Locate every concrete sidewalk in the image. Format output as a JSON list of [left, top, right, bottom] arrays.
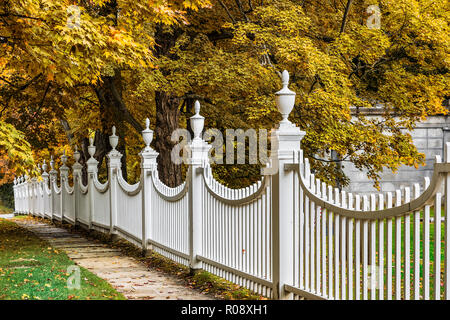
[[14, 219, 213, 300]]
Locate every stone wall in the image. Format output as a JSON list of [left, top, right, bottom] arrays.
[[343, 112, 450, 194]]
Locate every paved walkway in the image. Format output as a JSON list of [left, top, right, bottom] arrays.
[[14, 219, 213, 300]]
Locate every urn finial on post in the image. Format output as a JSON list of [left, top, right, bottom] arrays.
[[190, 100, 204, 140], [50, 155, 55, 171], [141, 118, 154, 151], [275, 70, 296, 126], [73, 145, 80, 163], [61, 149, 68, 166], [109, 126, 118, 150], [88, 137, 96, 159]]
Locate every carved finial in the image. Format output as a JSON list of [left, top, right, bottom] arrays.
[[109, 126, 118, 150], [50, 155, 55, 170], [88, 137, 96, 158], [141, 118, 153, 150], [73, 145, 80, 163], [42, 160, 47, 172], [61, 149, 68, 165], [194, 100, 200, 115], [275, 70, 296, 125], [281, 70, 289, 87], [190, 100, 205, 140]]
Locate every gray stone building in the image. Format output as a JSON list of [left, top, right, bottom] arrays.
[[343, 108, 450, 195]]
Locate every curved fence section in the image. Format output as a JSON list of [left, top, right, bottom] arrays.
[[285, 150, 450, 300], [199, 163, 273, 297], [91, 176, 110, 230], [149, 168, 190, 266]]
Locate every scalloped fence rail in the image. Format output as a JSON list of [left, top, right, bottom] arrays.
[[13, 71, 450, 300]]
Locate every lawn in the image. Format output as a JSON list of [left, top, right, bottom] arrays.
[[0, 202, 12, 214], [0, 218, 125, 300]]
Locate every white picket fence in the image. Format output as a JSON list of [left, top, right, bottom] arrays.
[[13, 71, 450, 300]]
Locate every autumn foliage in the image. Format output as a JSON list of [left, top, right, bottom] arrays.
[[0, 0, 449, 190]]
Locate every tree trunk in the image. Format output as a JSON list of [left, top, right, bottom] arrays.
[[154, 91, 182, 187], [93, 73, 131, 181], [153, 25, 185, 187]]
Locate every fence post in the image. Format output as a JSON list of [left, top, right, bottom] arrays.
[[59, 151, 69, 223], [13, 178, 17, 214], [42, 161, 49, 218], [49, 156, 58, 220], [271, 71, 305, 299], [30, 175, 37, 216], [27, 174, 32, 215], [19, 175, 26, 214], [72, 147, 82, 226], [186, 101, 211, 272], [37, 164, 43, 217], [86, 137, 98, 229], [107, 127, 122, 236], [139, 119, 158, 253]]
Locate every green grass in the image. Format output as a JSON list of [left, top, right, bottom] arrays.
[[328, 206, 446, 300], [0, 219, 126, 300], [0, 202, 12, 214]]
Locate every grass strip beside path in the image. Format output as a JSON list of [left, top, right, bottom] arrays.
[[0, 218, 125, 300]]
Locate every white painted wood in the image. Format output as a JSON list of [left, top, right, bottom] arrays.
[[404, 187, 411, 300], [328, 186, 334, 299], [321, 182, 327, 297], [386, 192, 393, 300], [445, 142, 450, 300], [413, 183, 421, 300], [310, 174, 316, 293], [334, 188, 340, 300], [435, 191, 442, 300], [348, 193, 354, 300], [341, 191, 347, 300], [423, 177, 431, 300], [363, 195, 369, 300], [370, 194, 376, 300], [395, 189, 402, 300], [316, 178, 321, 295], [355, 195, 361, 300], [378, 194, 384, 300]]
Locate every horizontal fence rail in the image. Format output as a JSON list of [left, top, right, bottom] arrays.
[[13, 72, 450, 300]]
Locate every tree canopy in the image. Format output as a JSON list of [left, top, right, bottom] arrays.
[[1, 0, 449, 189]]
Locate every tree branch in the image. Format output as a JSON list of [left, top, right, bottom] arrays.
[[217, 0, 236, 24], [339, 0, 353, 33]]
